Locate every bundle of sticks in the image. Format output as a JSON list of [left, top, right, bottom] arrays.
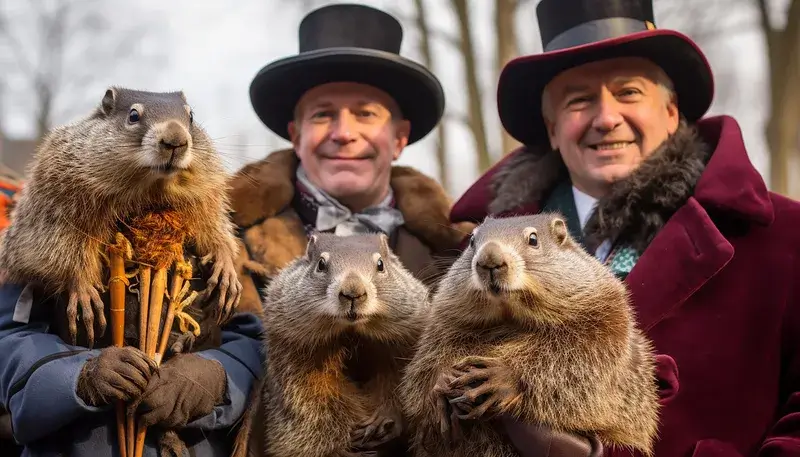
[[106, 211, 199, 457]]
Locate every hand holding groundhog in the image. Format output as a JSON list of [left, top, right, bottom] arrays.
[[76, 346, 158, 407]]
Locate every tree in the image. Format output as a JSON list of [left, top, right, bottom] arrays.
[[495, 0, 521, 155], [0, 0, 164, 140], [756, 0, 800, 197], [411, 0, 450, 191], [450, 0, 492, 175]]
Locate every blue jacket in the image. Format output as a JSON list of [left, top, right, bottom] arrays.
[[0, 282, 264, 457]]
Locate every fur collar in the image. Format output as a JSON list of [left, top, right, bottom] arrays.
[[490, 123, 711, 252], [228, 148, 465, 251]]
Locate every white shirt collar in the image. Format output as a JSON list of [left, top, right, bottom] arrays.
[[572, 186, 597, 229]]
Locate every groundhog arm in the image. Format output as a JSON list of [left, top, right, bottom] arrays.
[[190, 207, 242, 323], [0, 283, 107, 444], [172, 311, 264, 430]]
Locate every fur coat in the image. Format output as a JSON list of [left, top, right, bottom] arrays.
[[228, 148, 472, 316], [450, 115, 800, 457]]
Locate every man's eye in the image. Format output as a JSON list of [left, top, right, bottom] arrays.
[[618, 88, 641, 97]]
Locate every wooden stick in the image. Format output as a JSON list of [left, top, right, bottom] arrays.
[[108, 239, 127, 457], [128, 266, 151, 457], [134, 267, 168, 457], [156, 274, 184, 365]]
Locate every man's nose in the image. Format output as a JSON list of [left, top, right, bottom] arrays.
[[590, 91, 624, 132], [330, 112, 357, 144]]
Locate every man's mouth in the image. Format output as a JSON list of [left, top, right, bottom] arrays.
[[588, 141, 633, 151]]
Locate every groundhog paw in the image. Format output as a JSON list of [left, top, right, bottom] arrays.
[[158, 429, 189, 457], [67, 282, 106, 348], [448, 356, 523, 421], [430, 368, 468, 448], [201, 254, 241, 325], [351, 409, 401, 450]]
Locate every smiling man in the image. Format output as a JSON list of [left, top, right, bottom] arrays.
[[228, 3, 469, 318], [450, 1, 800, 457]]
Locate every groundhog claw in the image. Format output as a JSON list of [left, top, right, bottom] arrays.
[[351, 410, 400, 450], [202, 256, 241, 325], [158, 429, 189, 457], [447, 356, 522, 421], [67, 283, 106, 348], [430, 368, 467, 448]]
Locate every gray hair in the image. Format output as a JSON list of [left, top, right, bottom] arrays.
[[541, 65, 677, 123]]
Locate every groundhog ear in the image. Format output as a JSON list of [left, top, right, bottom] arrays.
[[550, 218, 569, 246], [305, 234, 318, 258], [377, 233, 390, 254], [101, 88, 116, 115]]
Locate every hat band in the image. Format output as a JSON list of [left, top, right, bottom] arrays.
[[544, 17, 654, 52]]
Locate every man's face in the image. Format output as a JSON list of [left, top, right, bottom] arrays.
[[543, 57, 680, 198], [288, 82, 410, 211]]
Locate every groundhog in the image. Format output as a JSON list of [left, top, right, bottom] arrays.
[[0, 87, 241, 348], [399, 213, 660, 457], [252, 232, 430, 457]]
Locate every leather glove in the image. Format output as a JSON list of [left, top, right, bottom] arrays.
[[502, 417, 603, 457], [133, 353, 227, 428], [76, 346, 158, 407]]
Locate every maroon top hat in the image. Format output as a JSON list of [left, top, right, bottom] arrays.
[[249, 3, 445, 145], [497, 0, 715, 146]]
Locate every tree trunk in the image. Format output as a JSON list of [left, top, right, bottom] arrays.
[[495, 0, 521, 155], [757, 0, 800, 197], [451, 0, 491, 175], [413, 0, 450, 193]]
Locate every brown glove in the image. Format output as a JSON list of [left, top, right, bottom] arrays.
[[502, 417, 603, 457], [133, 353, 227, 429], [76, 346, 158, 407]]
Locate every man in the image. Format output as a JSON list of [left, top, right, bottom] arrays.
[[450, 1, 800, 456], [229, 3, 469, 318]]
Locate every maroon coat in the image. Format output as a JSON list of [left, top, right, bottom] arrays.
[[449, 116, 800, 457]]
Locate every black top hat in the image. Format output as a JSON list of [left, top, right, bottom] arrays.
[[497, 0, 715, 146], [249, 3, 445, 145]]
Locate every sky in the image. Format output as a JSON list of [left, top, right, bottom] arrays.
[[0, 0, 790, 199]]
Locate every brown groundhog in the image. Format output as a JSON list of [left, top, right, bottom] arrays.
[[398, 213, 660, 457], [250, 232, 430, 457], [0, 87, 241, 348]]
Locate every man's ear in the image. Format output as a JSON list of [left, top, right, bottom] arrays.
[[393, 119, 411, 160], [288, 121, 301, 149], [545, 118, 558, 150], [666, 99, 680, 135]]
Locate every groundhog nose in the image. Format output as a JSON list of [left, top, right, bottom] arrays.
[[476, 247, 508, 274], [339, 288, 367, 306], [159, 138, 188, 157]]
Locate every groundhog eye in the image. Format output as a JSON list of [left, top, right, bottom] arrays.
[[528, 232, 539, 247], [189, 110, 194, 124], [376, 258, 384, 272], [469, 234, 475, 248], [128, 109, 140, 123], [317, 258, 327, 272]]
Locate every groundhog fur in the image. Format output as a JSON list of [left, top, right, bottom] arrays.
[[398, 213, 660, 457], [250, 233, 430, 457], [0, 87, 241, 347]]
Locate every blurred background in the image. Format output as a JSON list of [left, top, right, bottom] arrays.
[[0, 0, 798, 201]]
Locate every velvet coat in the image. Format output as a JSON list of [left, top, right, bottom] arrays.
[[449, 116, 800, 457]]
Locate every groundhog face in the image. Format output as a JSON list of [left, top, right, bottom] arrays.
[[444, 213, 611, 325], [299, 233, 399, 326], [90, 87, 218, 197]]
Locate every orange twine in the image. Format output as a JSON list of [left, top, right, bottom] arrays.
[[123, 211, 188, 270]]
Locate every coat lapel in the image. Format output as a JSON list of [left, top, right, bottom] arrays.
[[625, 197, 734, 331]]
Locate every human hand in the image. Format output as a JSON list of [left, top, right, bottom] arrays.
[[76, 346, 157, 407], [133, 353, 226, 428]]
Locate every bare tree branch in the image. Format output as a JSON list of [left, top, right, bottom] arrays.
[[412, 0, 450, 193], [450, 0, 491, 175]]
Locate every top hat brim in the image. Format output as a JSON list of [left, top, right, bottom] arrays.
[[250, 47, 445, 145], [498, 29, 715, 146]]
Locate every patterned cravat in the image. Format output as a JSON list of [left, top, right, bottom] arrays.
[[295, 166, 405, 236]]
